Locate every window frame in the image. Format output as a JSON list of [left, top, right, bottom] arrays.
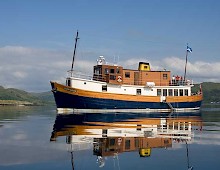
[[163, 73, 168, 80], [125, 72, 130, 78], [184, 89, 188, 96], [163, 89, 167, 96], [110, 75, 116, 80], [110, 68, 115, 74], [136, 89, 141, 95], [157, 89, 162, 96], [179, 89, 183, 96], [168, 89, 173, 96], [102, 85, 107, 92], [174, 89, 178, 96]]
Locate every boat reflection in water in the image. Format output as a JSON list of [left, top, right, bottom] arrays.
[[50, 111, 202, 169]]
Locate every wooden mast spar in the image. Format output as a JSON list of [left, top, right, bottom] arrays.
[[70, 31, 79, 76]]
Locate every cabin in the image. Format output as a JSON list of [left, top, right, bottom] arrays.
[[93, 56, 171, 86], [93, 137, 172, 157]]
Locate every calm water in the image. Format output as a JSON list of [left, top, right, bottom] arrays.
[[0, 106, 220, 170]]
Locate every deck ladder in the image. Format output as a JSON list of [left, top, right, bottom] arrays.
[[166, 102, 174, 112]]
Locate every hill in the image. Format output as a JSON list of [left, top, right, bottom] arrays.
[[192, 82, 220, 104], [31, 91, 55, 105], [0, 86, 54, 106]]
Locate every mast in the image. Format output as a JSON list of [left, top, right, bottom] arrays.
[[70, 151, 75, 170], [70, 30, 79, 75], [186, 140, 193, 170], [183, 44, 192, 82], [183, 49, 188, 82]]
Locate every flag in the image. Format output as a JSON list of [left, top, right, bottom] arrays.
[[187, 46, 192, 53]]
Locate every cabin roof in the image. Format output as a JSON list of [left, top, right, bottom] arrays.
[[122, 68, 171, 72]]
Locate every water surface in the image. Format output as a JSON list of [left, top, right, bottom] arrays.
[[0, 106, 220, 170]]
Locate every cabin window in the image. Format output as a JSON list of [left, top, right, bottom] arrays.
[[137, 124, 141, 131], [174, 89, 178, 96], [102, 129, 107, 135], [110, 68, 115, 74], [137, 89, 141, 95], [102, 85, 107, 91], [169, 124, 173, 129], [179, 89, 183, 96], [180, 123, 184, 130], [185, 124, 189, 130], [110, 75, 116, 80], [125, 140, 131, 150], [135, 138, 139, 147], [184, 89, 188, 96], [168, 89, 173, 96], [163, 89, 167, 96], [94, 67, 101, 75], [109, 138, 116, 146], [157, 89, 161, 96], [104, 68, 109, 74], [163, 73, 168, 79], [164, 139, 169, 144], [116, 68, 120, 74], [174, 122, 179, 130], [125, 72, 130, 78], [144, 66, 148, 69], [66, 79, 71, 86]]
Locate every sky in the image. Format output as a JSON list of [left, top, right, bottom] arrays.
[[0, 0, 220, 92]]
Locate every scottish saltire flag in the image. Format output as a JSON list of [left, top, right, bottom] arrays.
[[187, 46, 192, 53]]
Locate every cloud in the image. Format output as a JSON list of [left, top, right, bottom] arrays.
[[0, 46, 69, 91], [121, 56, 220, 83], [161, 57, 220, 83], [0, 46, 219, 92], [12, 133, 27, 140], [13, 71, 28, 79]]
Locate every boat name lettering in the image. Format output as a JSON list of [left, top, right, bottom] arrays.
[[64, 87, 76, 92]]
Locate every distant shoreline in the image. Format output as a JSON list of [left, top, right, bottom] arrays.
[[0, 100, 34, 106]]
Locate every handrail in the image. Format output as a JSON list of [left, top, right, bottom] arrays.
[[67, 70, 93, 80], [67, 70, 194, 86]]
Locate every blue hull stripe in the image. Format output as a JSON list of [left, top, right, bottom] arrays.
[[52, 91, 202, 110]]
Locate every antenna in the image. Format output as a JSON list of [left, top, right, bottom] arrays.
[[113, 54, 120, 65], [70, 30, 79, 74]]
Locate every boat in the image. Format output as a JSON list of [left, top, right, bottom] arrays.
[[50, 31, 203, 113], [50, 111, 202, 169]]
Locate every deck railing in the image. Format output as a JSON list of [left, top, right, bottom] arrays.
[[67, 70, 93, 80], [67, 70, 193, 86]]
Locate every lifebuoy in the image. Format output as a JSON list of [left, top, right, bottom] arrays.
[[118, 137, 122, 145], [117, 76, 122, 82], [187, 80, 190, 86]]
